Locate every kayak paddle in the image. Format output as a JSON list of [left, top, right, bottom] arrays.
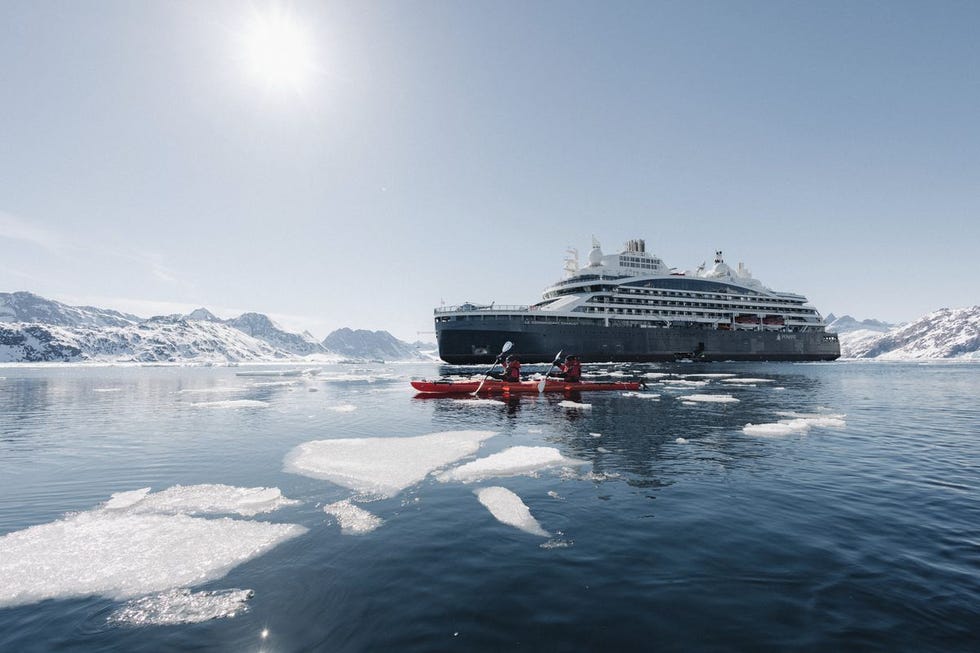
[[538, 350, 563, 393], [473, 341, 513, 395]]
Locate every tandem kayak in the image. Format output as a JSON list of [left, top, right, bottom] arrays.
[[411, 379, 643, 395]]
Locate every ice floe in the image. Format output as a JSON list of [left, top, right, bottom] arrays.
[[722, 378, 776, 384], [327, 403, 358, 412], [102, 484, 300, 517], [680, 394, 740, 403], [284, 430, 498, 498], [675, 437, 689, 444], [189, 399, 269, 409], [475, 487, 549, 537], [643, 372, 670, 379], [660, 379, 709, 387], [92, 387, 123, 393], [558, 400, 592, 409], [107, 588, 255, 626], [323, 500, 383, 535], [743, 413, 847, 436], [0, 485, 306, 608], [621, 391, 660, 399], [438, 446, 588, 483]]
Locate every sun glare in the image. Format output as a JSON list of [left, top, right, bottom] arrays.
[[238, 7, 316, 92]]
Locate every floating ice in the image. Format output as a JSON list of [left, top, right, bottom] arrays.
[[743, 413, 847, 436], [189, 400, 269, 408], [643, 372, 670, 379], [475, 487, 549, 537], [677, 373, 737, 379], [675, 437, 688, 444], [0, 486, 306, 608], [102, 484, 300, 517], [327, 403, 358, 412], [528, 428, 543, 434], [323, 500, 383, 535], [547, 490, 563, 500], [589, 432, 602, 438], [660, 379, 708, 387], [723, 378, 776, 384], [107, 588, 254, 626], [247, 381, 299, 388], [93, 388, 123, 393], [680, 394, 740, 403], [621, 391, 660, 399], [558, 400, 591, 409], [596, 446, 610, 453], [283, 430, 498, 498], [235, 370, 304, 377], [438, 446, 588, 483]]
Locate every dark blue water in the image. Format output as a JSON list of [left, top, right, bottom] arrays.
[[1, 361, 979, 652]]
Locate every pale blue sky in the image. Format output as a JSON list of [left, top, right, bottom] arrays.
[[2, 1, 977, 341]]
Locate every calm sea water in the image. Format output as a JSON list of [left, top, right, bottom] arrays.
[[1, 361, 979, 652]]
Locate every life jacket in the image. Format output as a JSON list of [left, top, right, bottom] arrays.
[[503, 360, 521, 382], [565, 359, 582, 381]]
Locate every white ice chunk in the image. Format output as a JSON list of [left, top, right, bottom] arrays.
[[92, 388, 123, 393], [621, 392, 660, 399], [283, 430, 498, 498], [675, 437, 688, 444], [102, 484, 300, 517], [189, 400, 269, 408], [475, 487, 549, 537], [722, 378, 776, 384], [438, 446, 588, 483], [107, 588, 254, 626], [327, 404, 358, 412], [743, 413, 847, 436], [680, 394, 740, 403], [677, 373, 737, 378], [660, 379, 708, 387], [323, 500, 383, 535], [643, 372, 670, 379], [558, 400, 592, 409], [0, 509, 306, 608]]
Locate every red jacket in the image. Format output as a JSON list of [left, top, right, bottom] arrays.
[[502, 360, 521, 382]]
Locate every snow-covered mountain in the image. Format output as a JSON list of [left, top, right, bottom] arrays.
[[825, 313, 895, 334], [0, 292, 142, 328], [321, 328, 430, 361], [0, 292, 424, 363], [836, 306, 979, 359]]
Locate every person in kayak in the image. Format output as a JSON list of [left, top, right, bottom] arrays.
[[490, 354, 522, 382], [550, 355, 582, 382]]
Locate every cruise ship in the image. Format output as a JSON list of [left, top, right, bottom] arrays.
[[434, 238, 840, 364]]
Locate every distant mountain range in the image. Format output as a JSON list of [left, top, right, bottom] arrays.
[[0, 292, 434, 363], [826, 307, 980, 359]]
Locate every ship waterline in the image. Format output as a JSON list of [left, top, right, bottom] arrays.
[[435, 238, 840, 364]]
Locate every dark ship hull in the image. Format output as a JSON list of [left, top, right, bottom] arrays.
[[436, 315, 840, 364]]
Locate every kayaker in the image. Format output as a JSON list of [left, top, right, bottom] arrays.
[[491, 354, 522, 382], [550, 355, 582, 382]]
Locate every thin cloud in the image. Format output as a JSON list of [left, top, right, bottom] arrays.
[[0, 211, 68, 252]]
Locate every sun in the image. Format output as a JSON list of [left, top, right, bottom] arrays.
[[238, 7, 316, 91]]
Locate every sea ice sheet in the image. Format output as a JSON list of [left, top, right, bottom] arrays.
[[102, 484, 300, 517], [439, 446, 588, 483], [558, 400, 592, 409], [0, 485, 306, 609], [475, 487, 549, 537], [283, 430, 498, 498]]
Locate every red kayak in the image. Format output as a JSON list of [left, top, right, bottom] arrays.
[[411, 379, 643, 395]]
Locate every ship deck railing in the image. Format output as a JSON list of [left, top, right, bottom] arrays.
[[435, 304, 531, 314]]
